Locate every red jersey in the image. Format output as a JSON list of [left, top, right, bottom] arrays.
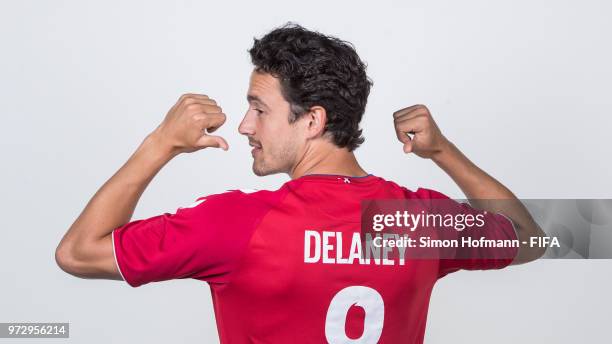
[[112, 174, 518, 343]]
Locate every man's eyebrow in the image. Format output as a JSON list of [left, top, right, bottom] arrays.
[[247, 94, 269, 109]]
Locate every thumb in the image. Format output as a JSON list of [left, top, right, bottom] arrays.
[[196, 135, 229, 151], [403, 142, 413, 153], [403, 134, 413, 153]]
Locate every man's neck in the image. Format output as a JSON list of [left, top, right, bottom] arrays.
[[289, 143, 368, 180]]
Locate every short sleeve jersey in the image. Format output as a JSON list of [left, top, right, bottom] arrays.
[[112, 174, 519, 344]]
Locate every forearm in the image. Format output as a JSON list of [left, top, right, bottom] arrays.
[[432, 140, 545, 263], [59, 134, 174, 257], [432, 140, 514, 202]]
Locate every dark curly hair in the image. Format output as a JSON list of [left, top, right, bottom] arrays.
[[248, 23, 373, 151]]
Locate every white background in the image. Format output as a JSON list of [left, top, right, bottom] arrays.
[[1, 0, 610, 343]]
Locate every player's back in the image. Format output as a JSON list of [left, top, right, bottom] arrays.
[[211, 174, 442, 344]]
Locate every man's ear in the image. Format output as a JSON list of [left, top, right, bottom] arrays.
[[304, 105, 327, 139]]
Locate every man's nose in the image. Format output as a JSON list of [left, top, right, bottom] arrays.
[[238, 112, 255, 136]]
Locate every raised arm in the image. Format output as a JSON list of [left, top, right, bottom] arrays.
[[55, 94, 228, 279], [393, 104, 546, 265]]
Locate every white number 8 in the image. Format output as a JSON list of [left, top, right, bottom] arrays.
[[325, 286, 385, 344]]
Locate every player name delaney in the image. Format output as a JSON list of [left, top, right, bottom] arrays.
[[303, 230, 522, 266]]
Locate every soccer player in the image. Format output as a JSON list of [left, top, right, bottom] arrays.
[[56, 24, 545, 343]]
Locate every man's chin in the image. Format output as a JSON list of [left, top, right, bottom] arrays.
[[252, 167, 268, 177], [252, 163, 270, 177], [252, 162, 283, 177]]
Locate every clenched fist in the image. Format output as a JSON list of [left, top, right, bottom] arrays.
[[151, 93, 228, 154], [393, 104, 449, 159]]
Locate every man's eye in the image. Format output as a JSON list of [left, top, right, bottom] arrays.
[[254, 109, 264, 115]]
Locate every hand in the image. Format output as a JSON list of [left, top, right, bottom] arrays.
[[151, 93, 229, 155], [393, 104, 449, 159]]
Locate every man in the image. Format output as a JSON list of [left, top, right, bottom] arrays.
[[56, 24, 544, 343]]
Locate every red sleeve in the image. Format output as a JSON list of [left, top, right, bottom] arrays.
[[112, 189, 276, 287], [413, 188, 520, 279]]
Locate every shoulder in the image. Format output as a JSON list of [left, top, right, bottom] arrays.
[[374, 176, 452, 200], [176, 185, 292, 219]]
